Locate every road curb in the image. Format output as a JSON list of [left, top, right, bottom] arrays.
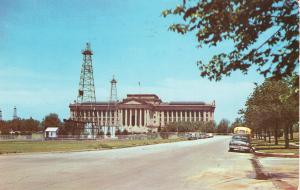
[[254, 151, 299, 158]]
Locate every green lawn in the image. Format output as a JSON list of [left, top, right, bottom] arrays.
[[0, 138, 185, 154], [252, 133, 299, 155]]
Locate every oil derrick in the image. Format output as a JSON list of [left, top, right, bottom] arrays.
[[106, 76, 118, 129], [77, 43, 96, 103], [13, 106, 17, 120], [0, 108, 2, 121], [109, 75, 118, 102]]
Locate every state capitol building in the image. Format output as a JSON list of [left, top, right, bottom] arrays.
[[69, 93, 215, 134]]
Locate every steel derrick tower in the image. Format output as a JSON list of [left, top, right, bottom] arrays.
[[77, 43, 96, 103], [13, 106, 17, 120], [109, 76, 118, 102]]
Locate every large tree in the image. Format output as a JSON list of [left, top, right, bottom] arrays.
[[241, 77, 298, 148], [217, 119, 230, 133], [162, 0, 299, 81], [42, 113, 62, 130]]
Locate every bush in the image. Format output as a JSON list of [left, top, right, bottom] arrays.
[[115, 129, 121, 135], [122, 129, 129, 135], [159, 132, 169, 139], [98, 130, 104, 136], [106, 131, 111, 136]]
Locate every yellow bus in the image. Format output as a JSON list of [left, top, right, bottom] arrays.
[[234, 127, 251, 135]]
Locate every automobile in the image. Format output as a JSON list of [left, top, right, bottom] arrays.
[[198, 133, 206, 139], [207, 133, 214, 138], [187, 133, 197, 140], [229, 134, 252, 152]]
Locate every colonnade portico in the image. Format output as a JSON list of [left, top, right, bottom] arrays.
[[120, 108, 149, 127]]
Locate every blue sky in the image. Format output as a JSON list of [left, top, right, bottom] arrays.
[[0, 0, 264, 123]]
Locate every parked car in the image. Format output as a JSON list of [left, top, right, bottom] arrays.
[[198, 133, 206, 139], [187, 133, 197, 140], [229, 134, 251, 152], [207, 133, 214, 138]]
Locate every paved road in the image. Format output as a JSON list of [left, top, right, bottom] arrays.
[[0, 136, 298, 190]]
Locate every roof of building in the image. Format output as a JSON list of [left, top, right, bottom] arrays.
[[45, 127, 59, 132], [127, 94, 160, 98], [168, 101, 206, 105], [78, 101, 118, 105]]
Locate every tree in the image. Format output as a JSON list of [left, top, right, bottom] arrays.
[[42, 113, 61, 130], [122, 129, 129, 135], [162, 0, 299, 81], [241, 77, 299, 148], [0, 121, 10, 135], [23, 117, 40, 132], [203, 121, 216, 133], [217, 119, 230, 133], [229, 118, 243, 133]]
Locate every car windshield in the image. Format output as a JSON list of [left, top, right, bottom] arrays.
[[232, 136, 249, 143]]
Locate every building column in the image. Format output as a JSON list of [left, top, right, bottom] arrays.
[[194, 111, 196, 122], [185, 111, 187, 122], [161, 111, 165, 127], [144, 109, 147, 126], [171, 111, 174, 122], [129, 109, 132, 127], [139, 109, 142, 127], [147, 110, 150, 126], [207, 111, 211, 121], [134, 109, 137, 127], [211, 111, 214, 121], [114, 110, 117, 126], [125, 109, 128, 127], [180, 111, 183, 122], [166, 111, 169, 124]]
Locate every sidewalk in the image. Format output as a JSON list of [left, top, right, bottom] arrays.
[[257, 157, 299, 189]]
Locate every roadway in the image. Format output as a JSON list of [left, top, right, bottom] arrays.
[[0, 136, 298, 190]]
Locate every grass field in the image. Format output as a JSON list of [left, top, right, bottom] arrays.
[[0, 138, 185, 154], [252, 132, 299, 155]]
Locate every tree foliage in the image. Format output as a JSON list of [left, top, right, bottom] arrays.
[[163, 121, 216, 132], [229, 117, 244, 133], [163, 0, 299, 81], [240, 75, 299, 147], [42, 113, 62, 129], [217, 118, 230, 133], [0, 118, 40, 135]]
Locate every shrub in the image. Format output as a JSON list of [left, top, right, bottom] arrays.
[[122, 129, 129, 135]]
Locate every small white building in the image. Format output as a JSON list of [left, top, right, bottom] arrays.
[[44, 127, 59, 139]]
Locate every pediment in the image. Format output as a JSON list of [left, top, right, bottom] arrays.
[[124, 100, 143, 105]]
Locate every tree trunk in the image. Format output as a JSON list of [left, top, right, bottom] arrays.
[[284, 126, 289, 148], [268, 128, 271, 143], [289, 125, 293, 140], [274, 126, 278, 145], [263, 128, 267, 141]]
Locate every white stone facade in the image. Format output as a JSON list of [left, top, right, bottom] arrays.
[[70, 94, 215, 133]]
